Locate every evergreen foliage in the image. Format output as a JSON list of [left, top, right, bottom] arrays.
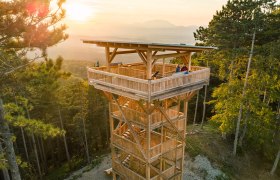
[[193, 0, 280, 171]]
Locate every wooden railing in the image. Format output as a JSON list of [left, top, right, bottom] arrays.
[[113, 161, 146, 180], [150, 138, 179, 159], [87, 64, 210, 98], [112, 133, 144, 159], [88, 68, 149, 96], [111, 104, 185, 127], [150, 67, 210, 95]]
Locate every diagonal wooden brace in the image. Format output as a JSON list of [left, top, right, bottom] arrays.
[[158, 107, 186, 144], [113, 95, 148, 161]]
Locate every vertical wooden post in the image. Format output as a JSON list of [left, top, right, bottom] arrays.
[[162, 58, 166, 76], [146, 50, 153, 79], [108, 98, 117, 180], [160, 124, 164, 180], [181, 99, 188, 179], [146, 79, 152, 180], [105, 47, 110, 71], [184, 52, 192, 71]]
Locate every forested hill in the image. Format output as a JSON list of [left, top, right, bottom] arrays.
[[61, 60, 97, 79]]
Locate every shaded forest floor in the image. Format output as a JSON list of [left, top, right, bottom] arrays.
[[185, 123, 280, 180], [64, 123, 280, 180]]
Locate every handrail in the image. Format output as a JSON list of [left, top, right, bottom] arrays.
[[151, 68, 209, 84], [87, 66, 210, 96], [88, 67, 148, 84]]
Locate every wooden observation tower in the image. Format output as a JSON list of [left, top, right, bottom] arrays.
[[85, 40, 215, 180]]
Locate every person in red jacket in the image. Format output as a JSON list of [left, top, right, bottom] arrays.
[[180, 64, 188, 72]]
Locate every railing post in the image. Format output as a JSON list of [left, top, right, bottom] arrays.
[[148, 79, 152, 100]]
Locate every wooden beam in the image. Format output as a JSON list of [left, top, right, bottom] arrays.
[[153, 52, 190, 60], [137, 50, 147, 64], [148, 45, 207, 52], [111, 149, 129, 179], [185, 90, 198, 101], [184, 53, 192, 71], [162, 58, 166, 76], [109, 48, 118, 63], [181, 99, 188, 179], [157, 107, 185, 143], [114, 50, 137, 55], [152, 51, 158, 56], [146, 50, 153, 79], [141, 51, 147, 59], [105, 47, 110, 71]]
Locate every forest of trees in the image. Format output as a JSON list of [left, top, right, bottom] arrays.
[[0, 1, 109, 180], [193, 0, 280, 175], [0, 0, 279, 180]]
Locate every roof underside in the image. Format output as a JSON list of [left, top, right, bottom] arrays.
[[83, 40, 216, 52]]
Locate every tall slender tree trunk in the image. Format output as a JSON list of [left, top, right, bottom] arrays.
[[82, 118, 90, 164], [0, 141, 11, 180], [270, 148, 280, 175], [25, 107, 42, 178], [58, 107, 70, 162], [239, 104, 249, 147], [193, 90, 199, 125], [0, 99, 21, 180], [20, 127, 29, 162], [201, 85, 208, 129], [39, 136, 47, 172], [31, 133, 42, 179], [233, 30, 256, 156], [36, 136, 43, 164]]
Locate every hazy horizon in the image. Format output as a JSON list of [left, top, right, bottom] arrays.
[[47, 0, 280, 62]]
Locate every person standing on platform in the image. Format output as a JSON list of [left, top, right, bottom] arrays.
[[176, 64, 181, 72], [181, 64, 188, 72]]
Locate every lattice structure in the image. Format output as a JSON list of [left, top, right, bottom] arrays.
[[85, 41, 214, 180]]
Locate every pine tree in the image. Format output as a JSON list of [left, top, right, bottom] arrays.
[[0, 1, 67, 178]]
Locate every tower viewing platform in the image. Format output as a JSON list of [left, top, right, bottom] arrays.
[[86, 41, 213, 101], [85, 40, 215, 180]]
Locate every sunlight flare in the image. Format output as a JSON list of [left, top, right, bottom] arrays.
[[64, 2, 94, 22]]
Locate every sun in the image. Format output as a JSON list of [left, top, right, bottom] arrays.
[[64, 2, 93, 22]]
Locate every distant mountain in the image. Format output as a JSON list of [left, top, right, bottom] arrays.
[[47, 20, 199, 62], [134, 20, 177, 28]]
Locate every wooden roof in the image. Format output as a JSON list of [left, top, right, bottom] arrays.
[[82, 40, 217, 52]]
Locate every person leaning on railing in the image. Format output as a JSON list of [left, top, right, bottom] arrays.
[[180, 64, 189, 74]]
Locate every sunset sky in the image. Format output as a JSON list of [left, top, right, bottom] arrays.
[[48, 0, 279, 60], [62, 0, 231, 33]]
